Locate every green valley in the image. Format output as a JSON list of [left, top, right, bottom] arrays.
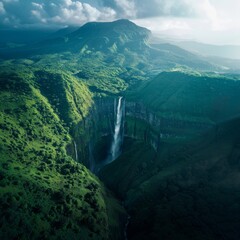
[[0, 68, 126, 239]]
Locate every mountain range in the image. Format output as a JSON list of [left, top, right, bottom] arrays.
[[0, 19, 223, 73]]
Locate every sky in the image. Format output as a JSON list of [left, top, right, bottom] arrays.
[[0, 0, 239, 45]]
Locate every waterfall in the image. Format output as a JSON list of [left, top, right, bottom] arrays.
[[74, 141, 78, 161], [109, 96, 124, 163]]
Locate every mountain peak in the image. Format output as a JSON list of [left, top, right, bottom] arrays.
[[68, 19, 151, 52], [77, 19, 150, 36], [112, 18, 135, 26], [81, 19, 138, 29]]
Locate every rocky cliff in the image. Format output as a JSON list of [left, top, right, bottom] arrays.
[[74, 96, 215, 171]]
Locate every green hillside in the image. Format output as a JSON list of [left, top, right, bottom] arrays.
[[0, 68, 126, 239], [0, 20, 218, 74], [130, 71, 240, 123]]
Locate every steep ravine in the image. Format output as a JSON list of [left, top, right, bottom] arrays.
[[99, 118, 240, 240], [60, 70, 240, 239], [0, 70, 130, 240], [71, 96, 217, 239], [72, 97, 214, 172]]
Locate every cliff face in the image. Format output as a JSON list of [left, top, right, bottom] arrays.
[[75, 97, 214, 170], [70, 98, 115, 169], [100, 116, 240, 240], [124, 101, 214, 150]]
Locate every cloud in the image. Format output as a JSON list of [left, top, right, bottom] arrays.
[[0, 0, 223, 29], [32, 2, 44, 10], [54, 1, 116, 24], [114, 0, 136, 18], [0, 0, 239, 44], [131, 0, 240, 45], [135, 0, 194, 18], [0, 0, 116, 28], [0, 2, 6, 15], [0, 0, 206, 29]]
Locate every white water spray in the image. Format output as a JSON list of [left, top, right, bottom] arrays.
[[74, 141, 78, 161], [109, 96, 124, 163]]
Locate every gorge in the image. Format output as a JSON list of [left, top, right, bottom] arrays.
[[70, 70, 240, 240]]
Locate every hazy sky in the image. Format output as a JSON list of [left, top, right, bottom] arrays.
[[0, 0, 239, 45]]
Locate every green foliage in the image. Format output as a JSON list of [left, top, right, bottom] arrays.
[[129, 71, 240, 123], [0, 68, 125, 239], [35, 70, 93, 124]]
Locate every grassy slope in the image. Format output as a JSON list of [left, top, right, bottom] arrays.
[[0, 68, 125, 239], [35, 70, 93, 125], [122, 71, 240, 145], [129, 71, 240, 123]]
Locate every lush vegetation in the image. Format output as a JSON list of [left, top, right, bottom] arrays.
[[0, 68, 125, 239], [123, 71, 240, 148], [129, 71, 240, 122]]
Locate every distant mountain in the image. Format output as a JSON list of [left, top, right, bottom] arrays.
[[149, 43, 218, 71], [47, 26, 79, 39], [205, 56, 240, 72], [0, 19, 219, 72], [175, 41, 240, 60], [32, 19, 151, 55], [67, 19, 150, 52]]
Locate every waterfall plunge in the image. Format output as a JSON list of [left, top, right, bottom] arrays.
[[109, 96, 124, 163], [95, 96, 125, 172], [74, 141, 78, 161]]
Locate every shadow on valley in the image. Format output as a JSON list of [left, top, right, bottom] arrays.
[[99, 117, 240, 240]]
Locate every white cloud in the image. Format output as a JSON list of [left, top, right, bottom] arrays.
[[0, 2, 6, 14], [0, 0, 239, 44], [32, 2, 44, 10], [0, 0, 116, 28], [181, 0, 220, 30], [31, 9, 46, 23], [114, 0, 136, 18], [134, 17, 190, 32], [132, 0, 240, 45], [53, 1, 116, 24], [63, 0, 73, 7]]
